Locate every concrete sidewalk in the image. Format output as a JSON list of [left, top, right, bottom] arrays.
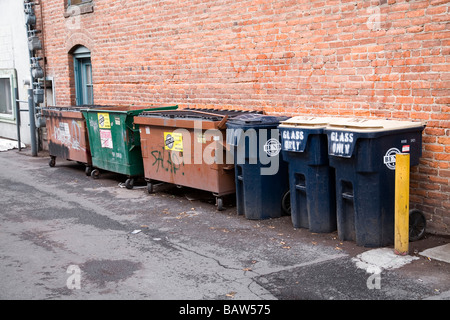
[[0, 149, 449, 301], [420, 244, 450, 264], [0, 138, 25, 152]]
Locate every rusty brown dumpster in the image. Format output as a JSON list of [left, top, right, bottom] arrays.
[[43, 106, 95, 175], [134, 108, 261, 210]]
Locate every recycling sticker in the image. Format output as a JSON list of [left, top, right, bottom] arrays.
[[263, 138, 281, 157], [383, 147, 400, 170], [98, 113, 111, 129], [164, 132, 183, 152]]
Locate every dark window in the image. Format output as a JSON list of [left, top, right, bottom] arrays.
[[0, 78, 12, 116], [64, 0, 94, 17], [67, 0, 92, 6], [0, 69, 17, 121]]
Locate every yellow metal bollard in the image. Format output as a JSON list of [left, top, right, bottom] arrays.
[[394, 153, 410, 255]]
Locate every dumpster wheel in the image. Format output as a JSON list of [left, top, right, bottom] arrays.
[[216, 197, 224, 211], [85, 166, 92, 176], [125, 178, 134, 190], [90, 169, 100, 179], [49, 156, 56, 167], [147, 182, 154, 194], [409, 209, 426, 242]]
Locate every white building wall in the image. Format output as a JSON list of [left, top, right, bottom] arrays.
[[0, 0, 32, 145]]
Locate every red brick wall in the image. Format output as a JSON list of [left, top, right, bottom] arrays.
[[39, 0, 449, 235]]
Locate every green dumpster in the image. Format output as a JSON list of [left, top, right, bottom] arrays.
[[82, 105, 178, 188]]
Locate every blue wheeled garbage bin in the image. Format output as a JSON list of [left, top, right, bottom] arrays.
[[279, 116, 337, 233], [324, 118, 425, 247], [226, 114, 289, 220]]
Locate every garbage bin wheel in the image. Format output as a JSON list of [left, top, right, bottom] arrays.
[[409, 209, 426, 242], [85, 166, 92, 176], [91, 169, 100, 179], [125, 178, 134, 190], [49, 156, 56, 167], [281, 190, 291, 215], [147, 182, 154, 194], [282, 190, 291, 215], [216, 197, 224, 211]]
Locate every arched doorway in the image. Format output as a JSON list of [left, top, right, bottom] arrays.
[[72, 45, 93, 105]]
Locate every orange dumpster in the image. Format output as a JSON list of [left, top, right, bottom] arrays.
[[134, 108, 261, 210], [43, 106, 94, 175]]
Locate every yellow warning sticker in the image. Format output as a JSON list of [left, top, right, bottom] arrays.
[[98, 113, 111, 129], [164, 132, 183, 152]]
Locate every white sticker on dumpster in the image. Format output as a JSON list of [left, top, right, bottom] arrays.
[[263, 138, 281, 157], [58, 122, 71, 142], [100, 129, 113, 149], [383, 147, 400, 170]]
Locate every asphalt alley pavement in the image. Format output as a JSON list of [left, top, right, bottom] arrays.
[[1, 149, 449, 304]]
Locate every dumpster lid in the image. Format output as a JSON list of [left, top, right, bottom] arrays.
[[227, 113, 287, 125], [184, 108, 263, 116], [139, 110, 223, 121], [82, 105, 177, 113], [43, 105, 112, 112], [139, 108, 263, 121], [279, 116, 333, 128], [327, 118, 425, 132]]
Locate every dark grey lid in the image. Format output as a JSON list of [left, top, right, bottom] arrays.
[[227, 114, 287, 125]]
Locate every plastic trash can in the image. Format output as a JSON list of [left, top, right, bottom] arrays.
[[325, 118, 425, 247], [226, 114, 289, 220], [134, 108, 260, 210], [279, 116, 337, 232], [43, 105, 104, 175], [81, 105, 178, 188]]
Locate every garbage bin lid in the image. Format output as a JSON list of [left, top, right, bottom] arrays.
[[139, 108, 262, 121], [184, 108, 263, 116], [44, 105, 111, 112], [140, 109, 224, 121], [227, 113, 286, 125], [279, 116, 333, 128], [327, 118, 425, 132]]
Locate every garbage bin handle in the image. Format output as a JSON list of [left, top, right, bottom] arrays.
[[217, 115, 229, 130]]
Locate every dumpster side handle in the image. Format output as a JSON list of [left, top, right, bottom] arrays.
[[217, 115, 229, 130]]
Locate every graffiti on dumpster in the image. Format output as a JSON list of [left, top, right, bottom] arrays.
[[151, 147, 184, 175], [52, 120, 85, 151]]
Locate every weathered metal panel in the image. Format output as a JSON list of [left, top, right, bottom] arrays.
[[43, 107, 92, 165], [82, 105, 178, 177]]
